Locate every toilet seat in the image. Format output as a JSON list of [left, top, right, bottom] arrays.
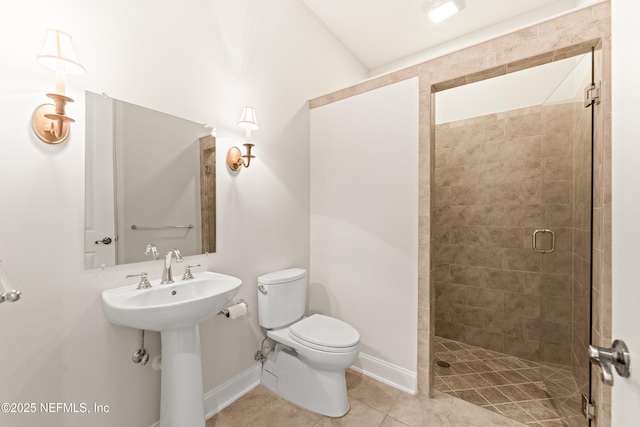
[[288, 314, 360, 353]]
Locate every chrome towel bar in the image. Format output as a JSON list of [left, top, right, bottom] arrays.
[[131, 224, 194, 231]]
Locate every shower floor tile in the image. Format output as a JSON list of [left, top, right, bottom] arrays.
[[434, 336, 585, 426]]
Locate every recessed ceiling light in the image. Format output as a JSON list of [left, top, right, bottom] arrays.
[[424, 0, 465, 23]]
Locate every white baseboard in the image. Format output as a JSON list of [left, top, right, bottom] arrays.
[[149, 362, 262, 427], [203, 362, 263, 418], [149, 354, 415, 426], [351, 352, 417, 395]]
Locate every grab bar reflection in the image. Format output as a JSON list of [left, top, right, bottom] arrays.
[[0, 290, 21, 304], [0, 260, 21, 304], [131, 224, 194, 231]]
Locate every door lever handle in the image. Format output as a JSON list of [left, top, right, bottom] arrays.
[[588, 339, 630, 386]]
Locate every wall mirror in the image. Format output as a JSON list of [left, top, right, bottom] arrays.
[[84, 91, 216, 269]]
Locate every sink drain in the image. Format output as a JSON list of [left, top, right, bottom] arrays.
[[436, 360, 450, 368]]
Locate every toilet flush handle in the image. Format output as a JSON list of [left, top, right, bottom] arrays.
[[258, 284, 268, 295]]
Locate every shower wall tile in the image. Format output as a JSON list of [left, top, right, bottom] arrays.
[[540, 274, 572, 298], [467, 247, 503, 269], [541, 342, 571, 365], [485, 227, 522, 249], [543, 204, 572, 227], [541, 296, 572, 323], [503, 336, 540, 361], [489, 270, 525, 293], [434, 102, 580, 366], [467, 327, 504, 353], [467, 288, 504, 312], [542, 252, 573, 275], [504, 293, 540, 317], [542, 181, 572, 204], [543, 157, 573, 181], [502, 248, 540, 272]]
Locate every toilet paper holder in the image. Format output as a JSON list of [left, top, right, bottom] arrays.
[[218, 299, 248, 318]]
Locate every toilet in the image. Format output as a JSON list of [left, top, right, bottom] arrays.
[[257, 268, 360, 417]]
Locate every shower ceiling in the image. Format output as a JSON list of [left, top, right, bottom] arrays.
[[301, 0, 600, 71]]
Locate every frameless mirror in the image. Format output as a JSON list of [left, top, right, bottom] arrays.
[[84, 91, 216, 268]]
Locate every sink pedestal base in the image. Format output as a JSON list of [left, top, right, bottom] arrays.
[[160, 325, 205, 427]]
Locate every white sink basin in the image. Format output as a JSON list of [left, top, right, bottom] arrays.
[[101, 271, 241, 331], [102, 270, 242, 427]]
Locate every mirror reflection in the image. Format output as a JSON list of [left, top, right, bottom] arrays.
[[84, 91, 216, 269]]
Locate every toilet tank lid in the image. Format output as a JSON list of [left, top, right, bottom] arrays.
[[257, 268, 306, 285]]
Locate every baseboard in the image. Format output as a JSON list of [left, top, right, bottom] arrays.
[[149, 362, 262, 427], [148, 354, 415, 426], [203, 362, 263, 418], [351, 352, 417, 395]]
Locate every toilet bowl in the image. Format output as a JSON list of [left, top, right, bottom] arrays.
[[257, 269, 360, 417]]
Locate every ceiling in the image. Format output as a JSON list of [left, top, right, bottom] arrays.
[[301, 0, 593, 73]]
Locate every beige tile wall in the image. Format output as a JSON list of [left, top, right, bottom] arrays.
[[433, 102, 588, 370], [309, 2, 611, 425]]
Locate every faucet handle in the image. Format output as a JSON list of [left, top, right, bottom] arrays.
[[182, 264, 201, 280], [126, 272, 152, 289], [144, 244, 159, 260]]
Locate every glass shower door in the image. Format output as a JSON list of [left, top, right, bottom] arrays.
[[537, 51, 593, 422]]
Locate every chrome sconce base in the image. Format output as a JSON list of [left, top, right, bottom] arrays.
[[226, 143, 255, 171], [31, 93, 75, 144]]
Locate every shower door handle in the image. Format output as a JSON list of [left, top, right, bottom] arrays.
[[532, 229, 555, 254], [589, 340, 631, 386]]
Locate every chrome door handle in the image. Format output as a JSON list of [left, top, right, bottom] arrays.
[[588, 339, 631, 386], [95, 237, 113, 245], [532, 229, 555, 253]]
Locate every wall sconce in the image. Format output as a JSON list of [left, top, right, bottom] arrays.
[[423, 0, 465, 23], [31, 29, 85, 144], [226, 106, 259, 171]]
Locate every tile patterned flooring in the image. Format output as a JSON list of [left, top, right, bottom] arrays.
[[207, 369, 527, 427], [206, 337, 587, 426], [433, 337, 585, 426]]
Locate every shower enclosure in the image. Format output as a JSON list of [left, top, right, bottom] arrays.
[[432, 52, 594, 426]]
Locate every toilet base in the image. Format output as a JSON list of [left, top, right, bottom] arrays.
[[261, 344, 350, 417]]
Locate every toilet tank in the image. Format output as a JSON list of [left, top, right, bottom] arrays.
[[257, 268, 307, 329]]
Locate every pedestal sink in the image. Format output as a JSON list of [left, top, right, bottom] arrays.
[[102, 271, 242, 427]]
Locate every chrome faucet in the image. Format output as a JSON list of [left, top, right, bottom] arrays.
[[161, 248, 183, 284], [145, 243, 159, 260]]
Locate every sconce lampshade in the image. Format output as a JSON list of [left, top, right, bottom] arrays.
[[37, 29, 85, 75], [237, 106, 259, 131]]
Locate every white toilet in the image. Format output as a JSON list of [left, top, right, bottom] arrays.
[[257, 268, 360, 417]]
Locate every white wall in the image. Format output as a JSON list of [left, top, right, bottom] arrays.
[[611, 0, 640, 423], [436, 53, 590, 124], [310, 78, 419, 392], [0, 1, 367, 425]]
